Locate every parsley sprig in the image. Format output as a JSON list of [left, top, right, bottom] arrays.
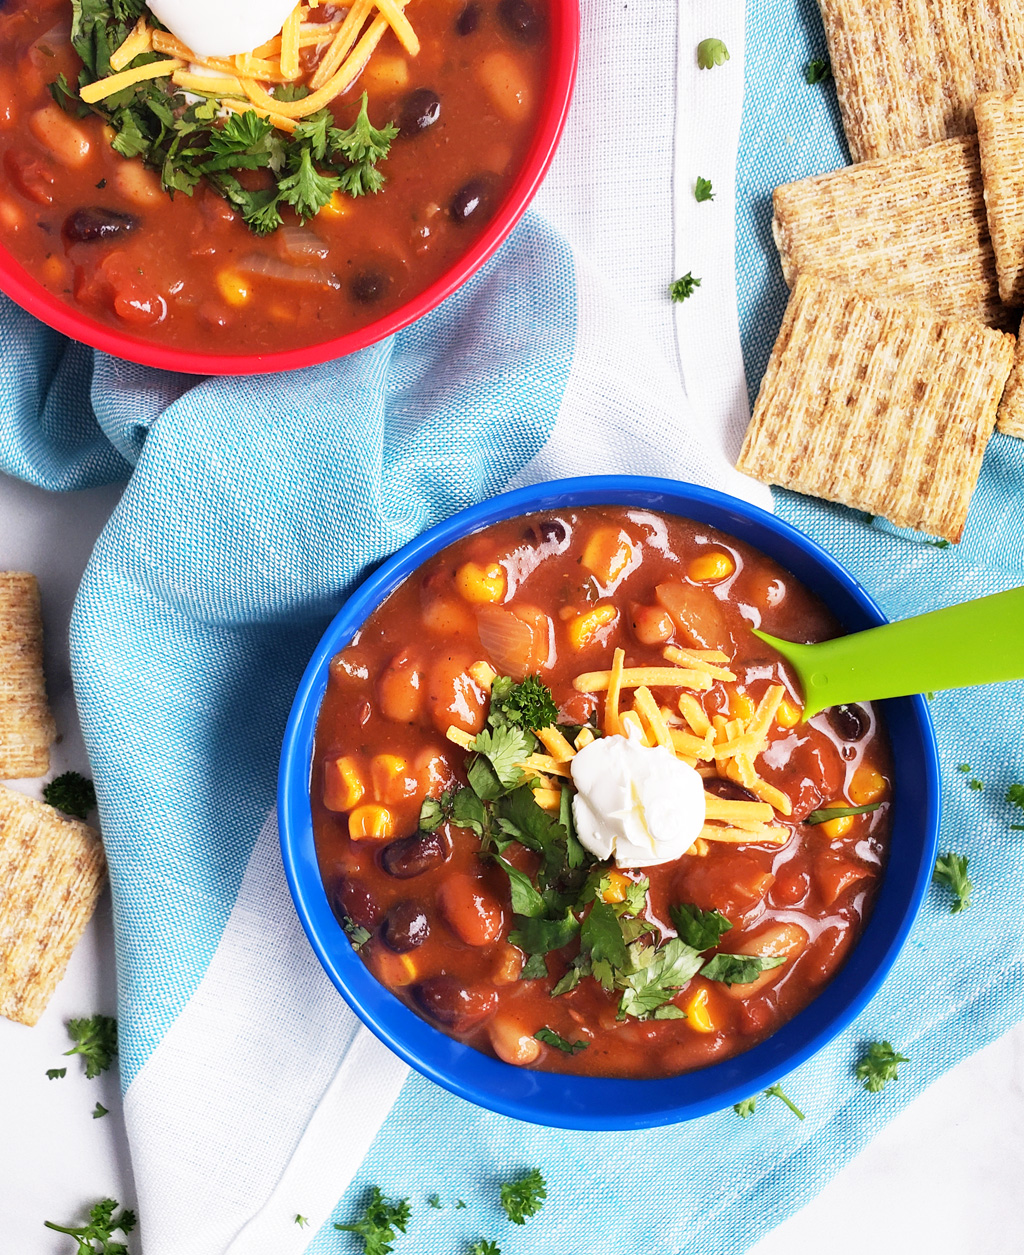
[[43, 771, 97, 820], [856, 1040, 909, 1092], [933, 852, 972, 913], [694, 176, 714, 202], [733, 1083, 805, 1120], [53, 0, 396, 235], [44, 1198, 137, 1255], [696, 38, 730, 69], [669, 273, 701, 302], [335, 1187, 411, 1255], [499, 1168, 547, 1225], [65, 1015, 118, 1079]]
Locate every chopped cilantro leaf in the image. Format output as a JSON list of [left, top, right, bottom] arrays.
[[696, 37, 730, 68], [44, 1198, 137, 1250], [700, 952, 786, 985], [856, 1040, 909, 1092], [499, 1168, 547, 1225], [967, 777, 984, 791], [670, 902, 732, 951], [520, 953, 547, 980], [765, 1083, 805, 1120], [956, 763, 972, 773], [669, 273, 701, 302], [471, 1243, 501, 1255], [733, 1096, 757, 1118], [616, 937, 702, 1020], [296, 1214, 309, 1227], [805, 802, 881, 824], [335, 1187, 411, 1255], [534, 1026, 587, 1054], [43, 771, 96, 821], [46, 1067, 67, 1080], [65, 1015, 118, 1079], [470, 726, 532, 794], [933, 852, 972, 913], [92, 1102, 109, 1119], [1007, 783, 1024, 810], [804, 56, 831, 84], [580, 898, 630, 980], [694, 176, 714, 202], [494, 856, 547, 918], [456, 1200, 467, 1209], [419, 796, 446, 832], [489, 675, 559, 732], [508, 908, 579, 956], [427, 1195, 442, 1210], [342, 916, 372, 950]]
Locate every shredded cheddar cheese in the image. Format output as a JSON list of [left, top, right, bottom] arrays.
[[109, 16, 152, 72], [79, 58, 185, 104]]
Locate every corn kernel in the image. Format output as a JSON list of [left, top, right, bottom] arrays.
[[729, 692, 756, 722], [776, 698, 802, 728], [372, 948, 419, 987], [348, 803, 394, 840], [370, 753, 415, 803], [581, 527, 635, 584], [600, 869, 632, 904], [323, 755, 364, 812], [685, 987, 715, 1033], [216, 269, 251, 306], [455, 560, 506, 604], [820, 812, 854, 839], [468, 660, 497, 690], [567, 603, 618, 650], [688, 551, 735, 582], [849, 765, 887, 805], [318, 190, 350, 219]]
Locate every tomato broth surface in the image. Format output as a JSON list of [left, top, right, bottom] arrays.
[[312, 507, 893, 1079], [0, 0, 549, 353]]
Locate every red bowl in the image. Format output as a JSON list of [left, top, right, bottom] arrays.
[[0, 4, 579, 375]]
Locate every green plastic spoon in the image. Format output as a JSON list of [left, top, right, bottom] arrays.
[[753, 585, 1024, 720]]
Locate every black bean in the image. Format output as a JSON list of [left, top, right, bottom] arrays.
[[538, 518, 568, 545], [63, 207, 139, 244], [350, 269, 389, 304], [455, 1, 481, 34], [327, 874, 382, 931], [826, 703, 869, 742], [399, 87, 441, 134], [449, 175, 495, 225], [702, 777, 759, 804], [380, 830, 449, 879], [382, 901, 430, 952], [497, 0, 544, 44], [412, 976, 497, 1028]]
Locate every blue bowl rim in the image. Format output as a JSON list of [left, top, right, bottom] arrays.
[[278, 474, 941, 1130]]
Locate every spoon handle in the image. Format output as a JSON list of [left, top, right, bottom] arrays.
[[754, 586, 1024, 720]]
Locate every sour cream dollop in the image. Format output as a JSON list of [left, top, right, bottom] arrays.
[[570, 734, 707, 868], [147, 0, 300, 59]]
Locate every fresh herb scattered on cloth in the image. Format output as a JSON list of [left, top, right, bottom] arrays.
[[64, 1015, 118, 1078], [44, 1197, 136, 1254], [856, 1041, 909, 1092]]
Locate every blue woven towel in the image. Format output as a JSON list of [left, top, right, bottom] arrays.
[[0, 0, 1022, 1250]]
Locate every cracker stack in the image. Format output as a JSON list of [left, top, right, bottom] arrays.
[[997, 316, 1024, 438], [772, 136, 1006, 329], [0, 785, 106, 1026], [818, 0, 1024, 163], [0, 573, 56, 778], [737, 277, 1015, 542], [975, 90, 1024, 307]]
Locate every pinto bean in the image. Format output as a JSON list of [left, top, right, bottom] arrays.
[[488, 1014, 541, 1065], [439, 872, 503, 945]]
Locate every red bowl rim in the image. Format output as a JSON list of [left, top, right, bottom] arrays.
[[0, 1, 580, 375]]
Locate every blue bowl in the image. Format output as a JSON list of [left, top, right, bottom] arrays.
[[278, 475, 941, 1129]]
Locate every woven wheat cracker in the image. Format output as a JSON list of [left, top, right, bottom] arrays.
[[736, 276, 1015, 542], [819, 0, 1024, 163], [0, 573, 56, 779], [0, 785, 106, 1026], [975, 90, 1024, 305], [997, 312, 1024, 438], [772, 136, 1008, 329]]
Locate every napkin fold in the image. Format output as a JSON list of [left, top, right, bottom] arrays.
[[1, 1, 1022, 1253]]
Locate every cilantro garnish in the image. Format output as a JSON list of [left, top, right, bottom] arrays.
[[856, 1041, 909, 1092], [694, 176, 714, 202], [733, 1084, 804, 1120], [44, 1198, 137, 1253], [335, 1187, 411, 1255], [670, 903, 732, 950], [427, 1195, 442, 1210], [805, 802, 881, 824], [534, 1026, 587, 1054], [616, 938, 701, 1020], [699, 952, 786, 985], [1007, 783, 1024, 810], [669, 273, 701, 302], [456, 1200, 467, 1209], [65, 1015, 118, 1079], [92, 1102, 109, 1119], [733, 1096, 757, 1118], [804, 56, 831, 84], [342, 916, 372, 950], [43, 771, 97, 821], [469, 726, 531, 795], [47, 1067, 67, 1080], [52, 1, 396, 237], [696, 38, 730, 68], [295, 1214, 309, 1227], [471, 1242, 501, 1255], [933, 852, 972, 913], [499, 1169, 547, 1225]]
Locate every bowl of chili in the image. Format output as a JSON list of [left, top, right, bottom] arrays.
[[0, 0, 578, 373], [278, 476, 941, 1129]]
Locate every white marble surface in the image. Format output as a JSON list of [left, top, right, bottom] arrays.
[[3, 468, 1024, 1252]]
